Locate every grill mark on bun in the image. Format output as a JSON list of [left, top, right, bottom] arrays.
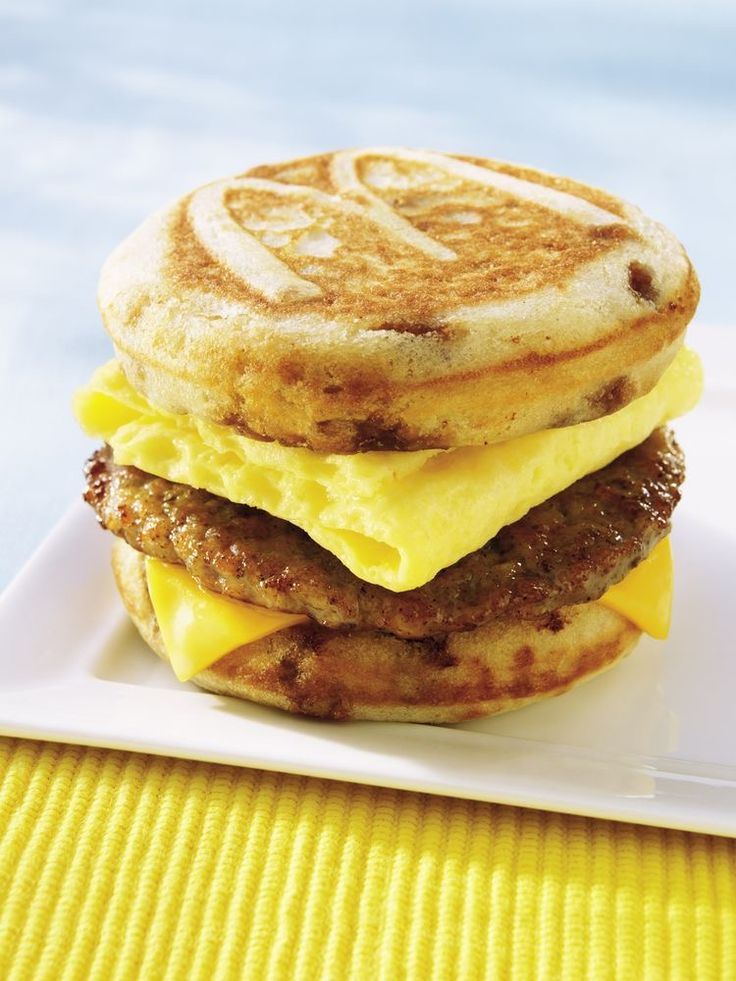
[[166, 198, 261, 306], [514, 646, 535, 670], [124, 290, 153, 331], [418, 637, 457, 668], [455, 155, 629, 219], [589, 223, 633, 243], [371, 321, 450, 338]]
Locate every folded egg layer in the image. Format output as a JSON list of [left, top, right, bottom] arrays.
[[74, 348, 702, 591]]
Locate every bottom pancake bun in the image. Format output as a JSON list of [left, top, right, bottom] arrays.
[[113, 540, 641, 724]]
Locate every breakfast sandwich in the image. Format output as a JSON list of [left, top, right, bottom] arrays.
[[74, 148, 702, 723]]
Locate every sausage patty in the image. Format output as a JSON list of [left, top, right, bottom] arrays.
[[84, 428, 684, 638]]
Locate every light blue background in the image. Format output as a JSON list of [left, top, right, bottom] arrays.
[[1, 0, 734, 587]]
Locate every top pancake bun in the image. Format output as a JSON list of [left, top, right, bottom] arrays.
[[99, 148, 699, 453]]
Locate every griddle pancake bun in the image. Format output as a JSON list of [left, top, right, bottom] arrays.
[[113, 540, 641, 724], [100, 148, 699, 452]]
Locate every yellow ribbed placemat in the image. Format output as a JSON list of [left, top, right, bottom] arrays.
[[0, 737, 734, 980]]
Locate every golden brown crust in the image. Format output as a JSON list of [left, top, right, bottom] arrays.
[[112, 540, 641, 724], [100, 148, 699, 451]]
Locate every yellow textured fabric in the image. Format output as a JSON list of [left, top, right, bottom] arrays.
[[1, 737, 734, 981]]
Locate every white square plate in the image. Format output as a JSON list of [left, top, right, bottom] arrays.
[[2, 327, 734, 836]]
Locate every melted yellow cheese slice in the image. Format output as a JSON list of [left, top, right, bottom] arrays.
[[147, 539, 673, 682], [145, 557, 308, 681], [75, 348, 702, 592], [598, 537, 673, 639]]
